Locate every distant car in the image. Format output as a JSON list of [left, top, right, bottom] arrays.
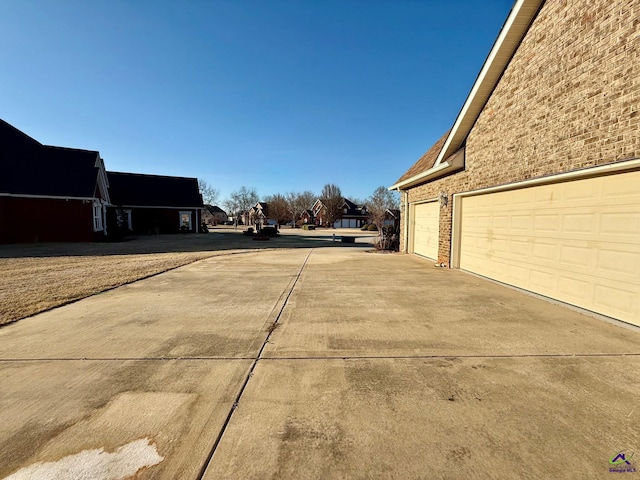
[[259, 226, 279, 236]]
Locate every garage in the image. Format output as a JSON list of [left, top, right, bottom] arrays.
[[412, 201, 439, 260], [456, 170, 640, 326]]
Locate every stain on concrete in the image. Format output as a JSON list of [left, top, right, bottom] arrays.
[[3, 438, 163, 480], [275, 416, 351, 479]]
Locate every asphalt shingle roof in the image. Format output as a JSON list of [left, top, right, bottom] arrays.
[[393, 131, 450, 186], [107, 172, 203, 208], [0, 119, 101, 198]]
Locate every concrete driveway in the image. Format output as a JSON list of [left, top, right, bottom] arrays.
[[1, 246, 639, 479]]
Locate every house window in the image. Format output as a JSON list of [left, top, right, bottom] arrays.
[[93, 202, 103, 231], [179, 211, 192, 231]]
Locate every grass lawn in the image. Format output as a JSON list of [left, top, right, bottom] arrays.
[[0, 250, 224, 326], [0, 232, 246, 326]]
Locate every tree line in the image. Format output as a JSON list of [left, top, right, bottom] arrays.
[[199, 181, 399, 228]]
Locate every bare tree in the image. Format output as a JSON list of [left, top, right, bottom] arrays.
[[198, 179, 220, 206], [223, 197, 240, 224], [295, 190, 316, 214], [320, 184, 344, 228], [263, 193, 289, 225], [367, 186, 400, 250], [286, 190, 316, 227], [225, 186, 258, 226]]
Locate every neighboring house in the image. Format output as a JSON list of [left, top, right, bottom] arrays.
[[311, 199, 327, 226], [0, 119, 110, 243], [248, 202, 269, 229], [299, 209, 315, 226], [202, 205, 228, 225], [234, 211, 250, 226], [389, 0, 640, 326], [310, 198, 368, 228], [335, 199, 369, 228], [107, 172, 203, 234]]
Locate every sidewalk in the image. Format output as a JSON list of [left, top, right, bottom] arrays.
[[1, 247, 638, 479]]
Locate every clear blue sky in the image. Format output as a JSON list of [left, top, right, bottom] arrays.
[[0, 0, 514, 204]]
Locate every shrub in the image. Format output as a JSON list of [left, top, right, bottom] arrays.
[[367, 224, 378, 231]]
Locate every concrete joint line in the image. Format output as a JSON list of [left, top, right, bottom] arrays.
[[256, 353, 640, 361], [0, 356, 257, 362], [2, 352, 639, 363], [196, 248, 314, 480]]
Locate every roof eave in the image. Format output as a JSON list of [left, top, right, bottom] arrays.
[[389, 149, 465, 191], [433, 0, 544, 167]]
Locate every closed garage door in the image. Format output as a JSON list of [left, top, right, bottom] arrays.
[[413, 201, 439, 260], [458, 171, 640, 326]]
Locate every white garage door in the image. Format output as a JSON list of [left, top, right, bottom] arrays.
[[413, 201, 439, 260], [458, 171, 640, 326]]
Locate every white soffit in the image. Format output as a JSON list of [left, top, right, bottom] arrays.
[[433, 0, 543, 167]]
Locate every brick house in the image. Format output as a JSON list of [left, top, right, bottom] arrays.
[[390, 0, 640, 326], [107, 172, 203, 234], [202, 205, 228, 225], [248, 202, 269, 229], [0, 119, 110, 243], [299, 209, 315, 226]]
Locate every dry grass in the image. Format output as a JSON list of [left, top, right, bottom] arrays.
[[0, 251, 217, 326], [0, 228, 374, 326]]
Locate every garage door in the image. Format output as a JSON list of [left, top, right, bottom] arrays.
[[413, 201, 439, 260], [458, 171, 640, 326]]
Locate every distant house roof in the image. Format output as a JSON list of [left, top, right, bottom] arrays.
[[312, 199, 325, 216], [0, 119, 107, 200], [340, 199, 368, 218], [205, 205, 226, 214], [107, 172, 203, 208]]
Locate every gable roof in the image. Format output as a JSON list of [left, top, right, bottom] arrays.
[[107, 172, 203, 208], [342, 198, 368, 216], [312, 198, 326, 215], [0, 119, 42, 153], [1, 119, 106, 199], [343, 198, 357, 210], [390, 0, 544, 190], [204, 205, 226, 214]]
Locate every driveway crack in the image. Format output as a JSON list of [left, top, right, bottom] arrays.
[[196, 248, 314, 480]]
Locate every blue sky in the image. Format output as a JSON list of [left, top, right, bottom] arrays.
[[0, 0, 514, 204]]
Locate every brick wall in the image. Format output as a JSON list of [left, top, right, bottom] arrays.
[[403, 0, 640, 264], [0, 197, 97, 244]]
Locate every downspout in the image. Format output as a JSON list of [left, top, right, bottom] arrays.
[[402, 190, 409, 253]]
